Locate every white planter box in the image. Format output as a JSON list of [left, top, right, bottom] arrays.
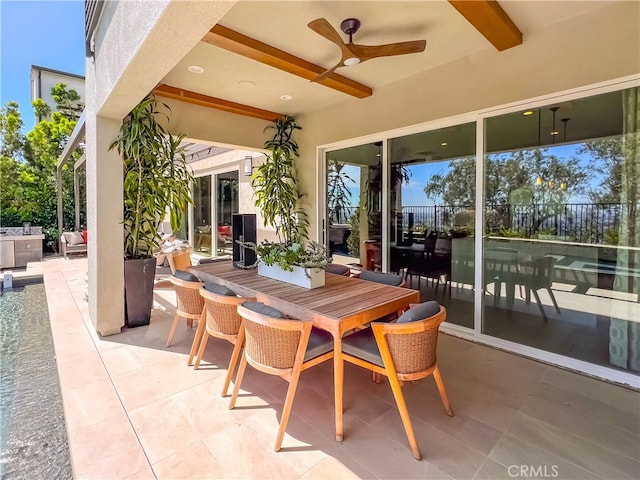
[[257, 262, 325, 289]]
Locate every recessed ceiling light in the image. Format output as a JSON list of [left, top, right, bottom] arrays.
[[187, 65, 205, 73], [280, 94, 293, 101], [343, 57, 360, 66], [441, 142, 448, 146], [237, 80, 256, 88], [522, 110, 534, 116]]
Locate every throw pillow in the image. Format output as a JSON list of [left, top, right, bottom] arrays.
[[64, 231, 85, 246]]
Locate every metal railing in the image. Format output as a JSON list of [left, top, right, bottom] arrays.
[[85, 0, 105, 57], [329, 203, 629, 245]]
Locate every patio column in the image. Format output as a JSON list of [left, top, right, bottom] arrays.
[[85, 113, 124, 336]]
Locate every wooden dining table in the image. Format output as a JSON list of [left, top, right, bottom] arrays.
[[189, 260, 420, 441]]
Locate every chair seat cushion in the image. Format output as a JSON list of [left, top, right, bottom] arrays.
[[359, 270, 403, 286], [305, 327, 334, 361], [173, 270, 199, 282], [396, 301, 440, 323], [242, 301, 287, 319], [198, 257, 231, 265], [203, 282, 236, 296], [325, 263, 350, 276], [342, 328, 383, 367]]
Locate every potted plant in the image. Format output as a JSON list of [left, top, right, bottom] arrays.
[[250, 115, 329, 288], [238, 240, 329, 288], [109, 94, 193, 327]]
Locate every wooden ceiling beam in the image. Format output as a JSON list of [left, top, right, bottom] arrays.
[[448, 0, 522, 51], [202, 24, 372, 99], [153, 84, 283, 122]]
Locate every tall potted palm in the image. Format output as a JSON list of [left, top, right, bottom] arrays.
[[250, 115, 328, 288], [109, 94, 193, 327], [252, 114, 308, 244]]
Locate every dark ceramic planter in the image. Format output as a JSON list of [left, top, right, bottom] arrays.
[[124, 257, 156, 328]]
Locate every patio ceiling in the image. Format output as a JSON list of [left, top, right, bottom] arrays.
[[155, 0, 609, 120]]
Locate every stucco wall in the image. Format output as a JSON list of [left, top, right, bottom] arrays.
[[160, 98, 270, 152], [92, 0, 235, 121]]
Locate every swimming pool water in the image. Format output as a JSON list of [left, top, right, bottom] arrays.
[[0, 279, 72, 479]]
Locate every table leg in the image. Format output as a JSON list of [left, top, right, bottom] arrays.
[[333, 334, 344, 442]]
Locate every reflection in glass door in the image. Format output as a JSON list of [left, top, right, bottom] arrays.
[[325, 143, 382, 271], [388, 123, 476, 328], [482, 87, 640, 376], [215, 171, 238, 255], [193, 176, 212, 256]]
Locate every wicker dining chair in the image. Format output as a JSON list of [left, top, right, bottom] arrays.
[[230, 302, 334, 452], [341, 301, 453, 460], [356, 270, 407, 323], [192, 283, 255, 397], [167, 271, 204, 348]]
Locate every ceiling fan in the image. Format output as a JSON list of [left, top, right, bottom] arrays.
[[308, 18, 426, 82]]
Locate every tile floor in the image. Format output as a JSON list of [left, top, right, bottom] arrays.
[[39, 257, 639, 480]]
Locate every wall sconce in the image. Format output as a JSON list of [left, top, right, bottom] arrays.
[[243, 156, 253, 176]]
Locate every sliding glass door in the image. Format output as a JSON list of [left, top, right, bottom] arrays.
[[215, 171, 238, 255], [482, 87, 640, 376], [192, 170, 238, 258], [325, 143, 382, 270], [193, 176, 212, 256], [320, 81, 639, 382], [388, 122, 476, 328]]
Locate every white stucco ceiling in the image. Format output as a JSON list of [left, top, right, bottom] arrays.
[[160, 0, 611, 118]]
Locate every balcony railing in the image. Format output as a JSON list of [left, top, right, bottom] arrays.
[[329, 203, 629, 245], [85, 0, 105, 57]]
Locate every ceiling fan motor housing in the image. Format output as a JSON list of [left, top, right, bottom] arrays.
[[340, 18, 361, 37]]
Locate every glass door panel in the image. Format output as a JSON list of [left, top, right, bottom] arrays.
[[482, 88, 640, 376], [325, 143, 382, 271], [193, 176, 212, 256], [388, 123, 476, 328], [215, 171, 238, 256]]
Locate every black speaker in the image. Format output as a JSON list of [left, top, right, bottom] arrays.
[[232, 214, 257, 268]]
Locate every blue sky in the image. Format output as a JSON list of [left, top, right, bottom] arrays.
[[340, 143, 595, 207], [0, 0, 85, 132]]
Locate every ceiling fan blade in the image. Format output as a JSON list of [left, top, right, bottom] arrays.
[[351, 40, 426, 62], [311, 61, 343, 82], [308, 18, 346, 48]]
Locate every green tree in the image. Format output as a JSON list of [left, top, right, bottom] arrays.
[[51, 83, 83, 120], [578, 138, 622, 203], [423, 148, 590, 235], [0, 101, 25, 158], [327, 159, 355, 224], [424, 156, 476, 206], [0, 83, 82, 246]]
